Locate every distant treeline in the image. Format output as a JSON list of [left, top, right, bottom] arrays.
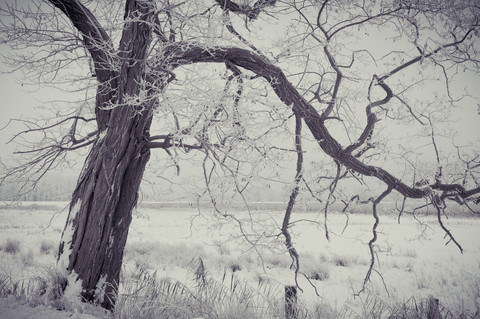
[[0, 174, 75, 201], [1, 198, 478, 218], [1, 173, 478, 217]]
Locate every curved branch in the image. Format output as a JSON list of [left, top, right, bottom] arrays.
[[48, 0, 116, 82], [327, 7, 402, 39], [6, 116, 95, 145], [222, 10, 265, 57], [323, 160, 343, 240], [320, 45, 343, 119], [344, 76, 393, 154], [163, 43, 431, 199], [281, 114, 303, 289], [432, 194, 464, 253], [357, 186, 393, 295], [214, 0, 276, 20], [378, 27, 478, 83]]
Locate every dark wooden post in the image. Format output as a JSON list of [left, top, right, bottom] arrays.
[[427, 297, 441, 319], [285, 285, 298, 319]]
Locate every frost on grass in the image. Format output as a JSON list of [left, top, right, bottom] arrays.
[[63, 270, 83, 307], [0, 296, 104, 319], [94, 274, 107, 304], [35, 269, 81, 307]]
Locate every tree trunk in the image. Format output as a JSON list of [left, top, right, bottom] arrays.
[[56, 0, 155, 309], [58, 120, 151, 309]]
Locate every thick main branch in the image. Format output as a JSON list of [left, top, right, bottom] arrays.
[[48, 0, 116, 82], [163, 44, 432, 199]]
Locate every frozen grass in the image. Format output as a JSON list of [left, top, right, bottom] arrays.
[[3, 238, 21, 254], [116, 258, 284, 319], [0, 271, 35, 300], [39, 239, 55, 255], [0, 203, 480, 318]]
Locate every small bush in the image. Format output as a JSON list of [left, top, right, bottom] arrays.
[[400, 248, 418, 258], [30, 267, 69, 310], [40, 240, 55, 255], [333, 256, 349, 267], [0, 267, 36, 299], [388, 296, 456, 319], [21, 250, 35, 267], [264, 253, 290, 268], [230, 263, 242, 272], [309, 267, 329, 281], [311, 301, 346, 319], [0, 276, 32, 299], [4, 238, 21, 254]]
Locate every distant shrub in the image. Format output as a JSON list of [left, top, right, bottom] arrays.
[[311, 300, 346, 319], [400, 247, 418, 258], [388, 296, 456, 319], [308, 267, 329, 281], [40, 240, 55, 255], [264, 253, 290, 268], [301, 258, 329, 282], [230, 263, 242, 272], [333, 255, 349, 267], [21, 250, 35, 267], [4, 238, 21, 254]]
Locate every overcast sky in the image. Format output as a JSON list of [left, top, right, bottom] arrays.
[[0, 1, 479, 181]]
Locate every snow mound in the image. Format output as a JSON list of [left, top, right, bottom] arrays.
[[0, 296, 102, 319]]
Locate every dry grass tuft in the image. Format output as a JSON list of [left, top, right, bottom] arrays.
[[4, 238, 21, 254]]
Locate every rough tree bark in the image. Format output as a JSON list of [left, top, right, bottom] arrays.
[[53, 0, 156, 309]]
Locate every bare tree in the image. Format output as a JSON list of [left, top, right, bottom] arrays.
[[1, 0, 479, 310]]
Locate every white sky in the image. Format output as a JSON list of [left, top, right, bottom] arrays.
[[0, 1, 479, 186]]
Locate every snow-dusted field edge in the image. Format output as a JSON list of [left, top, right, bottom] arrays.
[[0, 201, 479, 318]]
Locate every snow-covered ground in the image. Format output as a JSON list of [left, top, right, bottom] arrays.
[[1, 201, 479, 318], [0, 295, 101, 319]]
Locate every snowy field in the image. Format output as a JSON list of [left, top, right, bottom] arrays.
[[0, 201, 479, 318]]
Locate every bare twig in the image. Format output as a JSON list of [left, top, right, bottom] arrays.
[[356, 186, 392, 296], [281, 114, 303, 288]]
